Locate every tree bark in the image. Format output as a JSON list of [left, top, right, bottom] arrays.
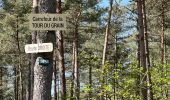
[[32, 0, 56, 100], [73, 12, 81, 100], [113, 35, 118, 100], [0, 67, 2, 86], [160, 0, 166, 99], [89, 64, 92, 100], [70, 64, 74, 100], [56, 0, 66, 99], [56, 30, 66, 100], [0, 67, 3, 100], [136, 34, 141, 97], [29, 0, 38, 99], [14, 67, 19, 100], [142, 0, 153, 99], [53, 55, 58, 100], [160, 0, 166, 65], [73, 30, 79, 100], [101, 0, 113, 66], [29, 32, 37, 100], [16, 15, 24, 100], [137, 0, 148, 99], [70, 32, 76, 100]]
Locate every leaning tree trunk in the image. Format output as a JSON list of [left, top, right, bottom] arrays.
[[32, 0, 56, 100], [101, 0, 113, 66], [101, 0, 113, 99]]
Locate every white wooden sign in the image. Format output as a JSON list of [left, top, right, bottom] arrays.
[[29, 14, 66, 30], [25, 43, 53, 53]]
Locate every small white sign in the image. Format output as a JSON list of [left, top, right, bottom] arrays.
[[25, 43, 53, 53], [29, 14, 66, 30]]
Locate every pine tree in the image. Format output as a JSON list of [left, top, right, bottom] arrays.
[[32, 0, 56, 100], [101, 0, 113, 99]]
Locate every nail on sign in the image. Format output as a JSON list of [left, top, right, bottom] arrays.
[[25, 43, 53, 53]]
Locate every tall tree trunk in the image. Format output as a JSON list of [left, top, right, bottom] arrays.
[[70, 29, 76, 100], [73, 31, 79, 100], [16, 15, 24, 100], [101, 0, 113, 99], [137, 0, 148, 99], [0, 67, 3, 100], [73, 11, 81, 100], [28, 32, 37, 100], [101, 0, 113, 65], [70, 7, 81, 99], [113, 35, 118, 100], [160, 0, 166, 65], [29, 0, 38, 99], [142, 0, 153, 99], [136, 34, 141, 97], [70, 62, 74, 100], [160, 0, 166, 98], [56, 0, 66, 99], [56, 31, 66, 100], [14, 67, 19, 100], [89, 64, 92, 100], [70, 14, 81, 100], [0, 67, 2, 86], [18, 64, 23, 100], [32, 0, 56, 100], [53, 54, 58, 100]]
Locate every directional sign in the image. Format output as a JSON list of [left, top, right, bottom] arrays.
[[25, 43, 53, 53], [29, 14, 66, 30]]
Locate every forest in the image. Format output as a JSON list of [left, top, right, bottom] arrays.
[[0, 0, 170, 100]]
